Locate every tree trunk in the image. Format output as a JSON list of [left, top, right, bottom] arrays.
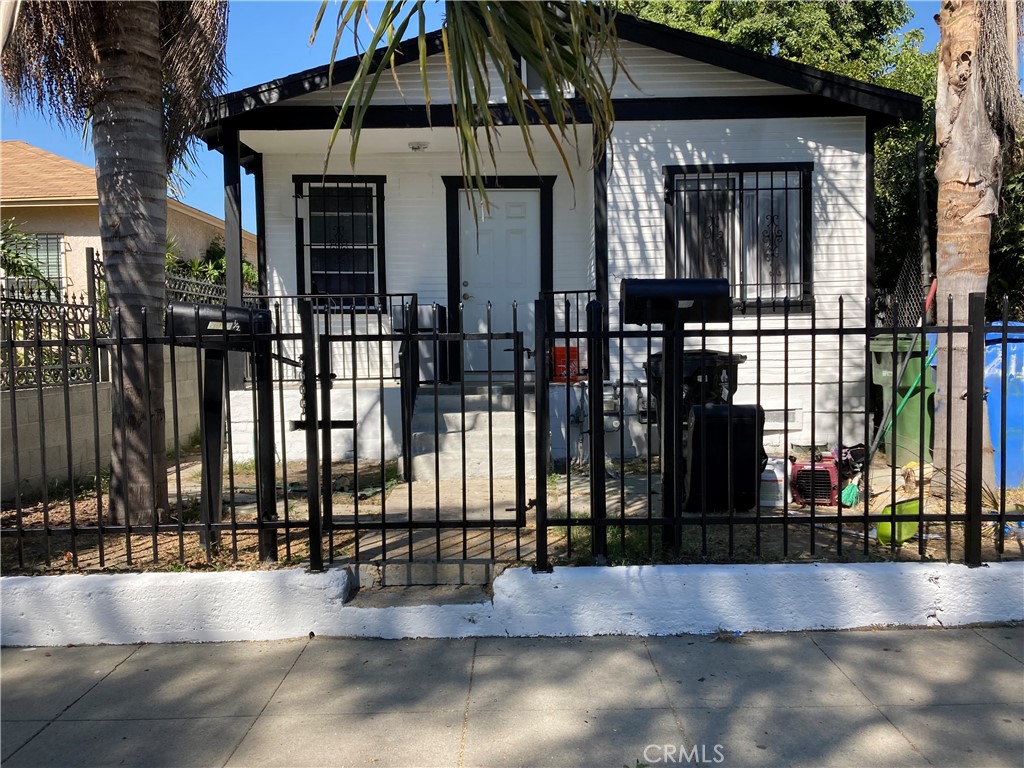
[[93, 1, 169, 525], [933, 0, 999, 485]]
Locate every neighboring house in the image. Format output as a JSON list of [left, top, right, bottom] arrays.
[[0, 140, 256, 299], [201, 14, 921, 456]]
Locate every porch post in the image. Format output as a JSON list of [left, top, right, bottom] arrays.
[[223, 128, 244, 388], [593, 136, 610, 374], [253, 152, 268, 299]]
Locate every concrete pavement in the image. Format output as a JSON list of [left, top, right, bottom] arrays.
[[2, 626, 1022, 767]]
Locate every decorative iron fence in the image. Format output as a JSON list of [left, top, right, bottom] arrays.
[[0, 289, 1020, 576], [165, 272, 261, 307], [0, 289, 107, 389]]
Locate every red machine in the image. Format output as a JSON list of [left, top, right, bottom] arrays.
[[791, 457, 839, 506]]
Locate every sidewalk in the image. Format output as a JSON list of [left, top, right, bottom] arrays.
[[2, 626, 1022, 768]]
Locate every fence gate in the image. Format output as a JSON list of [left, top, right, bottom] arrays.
[[297, 296, 531, 571]]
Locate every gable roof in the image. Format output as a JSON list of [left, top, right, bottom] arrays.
[[0, 141, 255, 240], [206, 13, 921, 125], [0, 140, 97, 203]]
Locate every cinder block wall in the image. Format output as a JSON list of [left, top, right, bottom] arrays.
[[1, 356, 201, 501]]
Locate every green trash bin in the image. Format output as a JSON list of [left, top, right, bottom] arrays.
[[870, 335, 935, 466]]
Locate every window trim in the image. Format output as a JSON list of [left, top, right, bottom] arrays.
[[4, 232, 65, 300], [293, 174, 386, 310], [664, 162, 813, 311]]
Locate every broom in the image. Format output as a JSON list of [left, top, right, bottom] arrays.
[[842, 278, 938, 509]]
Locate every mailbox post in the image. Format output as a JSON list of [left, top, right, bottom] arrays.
[[166, 303, 277, 560], [620, 279, 732, 550]]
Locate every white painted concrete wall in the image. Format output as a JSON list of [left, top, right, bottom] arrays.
[[3, 562, 1021, 646]]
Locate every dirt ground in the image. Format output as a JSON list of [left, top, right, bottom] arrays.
[[2, 456, 1022, 575]]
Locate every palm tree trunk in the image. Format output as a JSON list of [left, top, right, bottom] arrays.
[[933, 0, 999, 484], [93, 1, 169, 525]]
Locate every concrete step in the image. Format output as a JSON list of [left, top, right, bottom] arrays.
[[411, 410, 534, 434], [413, 392, 536, 414], [351, 562, 503, 588], [410, 452, 537, 480]]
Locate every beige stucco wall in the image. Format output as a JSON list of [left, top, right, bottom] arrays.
[[1, 203, 100, 298], [2, 202, 256, 298], [167, 205, 257, 264]]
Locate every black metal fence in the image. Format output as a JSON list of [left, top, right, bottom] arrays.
[[532, 289, 1023, 571], [1, 288, 1021, 575]]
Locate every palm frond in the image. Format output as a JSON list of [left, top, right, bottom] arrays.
[[1, 1, 227, 172], [314, 0, 626, 212]]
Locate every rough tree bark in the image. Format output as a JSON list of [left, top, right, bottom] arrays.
[[932, 0, 1002, 487], [95, 1, 169, 525]]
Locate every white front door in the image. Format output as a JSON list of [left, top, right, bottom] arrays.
[[459, 189, 540, 376]]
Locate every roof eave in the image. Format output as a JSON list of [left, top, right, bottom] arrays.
[[613, 15, 922, 122]]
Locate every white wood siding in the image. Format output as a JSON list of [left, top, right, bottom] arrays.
[[606, 40, 800, 98], [255, 130, 593, 377], [606, 116, 869, 448], [286, 39, 799, 106]]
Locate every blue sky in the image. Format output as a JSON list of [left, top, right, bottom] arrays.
[[1, 0, 942, 233]]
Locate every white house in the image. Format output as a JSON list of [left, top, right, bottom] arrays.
[[201, 14, 921, 463]]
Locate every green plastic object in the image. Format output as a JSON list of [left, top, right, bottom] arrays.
[[870, 334, 935, 466], [876, 498, 920, 546], [840, 482, 860, 507]]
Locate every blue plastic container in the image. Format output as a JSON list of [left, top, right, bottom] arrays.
[[986, 322, 1024, 488]]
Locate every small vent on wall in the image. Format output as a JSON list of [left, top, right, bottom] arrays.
[[764, 408, 801, 431]]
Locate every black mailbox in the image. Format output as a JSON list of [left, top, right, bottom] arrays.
[[620, 278, 732, 326], [166, 302, 271, 350], [164, 301, 277, 560]]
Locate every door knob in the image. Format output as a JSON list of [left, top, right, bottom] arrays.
[[462, 293, 474, 300]]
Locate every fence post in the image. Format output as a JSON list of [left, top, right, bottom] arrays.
[[964, 292, 986, 567], [86, 248, 97, 307], [533, 299, 552, 573], [587, 300, 607, 562], [299, 298, 323, 571]]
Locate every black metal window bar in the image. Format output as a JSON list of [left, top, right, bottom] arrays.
[[667, 164, 813, 308], [295, 176, 386, 309]]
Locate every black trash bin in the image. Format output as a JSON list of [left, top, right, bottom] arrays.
[[684, 404, 768, 512], [642, 349, 747, 424]]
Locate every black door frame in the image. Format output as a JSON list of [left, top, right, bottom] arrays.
[[442, 176, 555, 380]]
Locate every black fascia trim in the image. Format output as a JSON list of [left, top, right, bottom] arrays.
[[614, 15, 922, 121], [207, 29, 447, 121], [613, 96, 872, 122], [442, 175, 555, 381], [207, 95, 898, 147], [663, 161, 815, 306], [205, 14, 919, 126]]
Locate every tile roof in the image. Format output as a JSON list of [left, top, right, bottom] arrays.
[[0, 140, 97, 202]]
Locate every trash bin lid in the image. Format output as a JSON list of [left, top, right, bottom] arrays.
[[680, 350, 748, 365], [869, 334, 920, 353]]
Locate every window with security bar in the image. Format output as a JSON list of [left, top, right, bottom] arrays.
[[297, 176, 385, 309], [5, 233, 65, 300], [667, 164, 812, 306]]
